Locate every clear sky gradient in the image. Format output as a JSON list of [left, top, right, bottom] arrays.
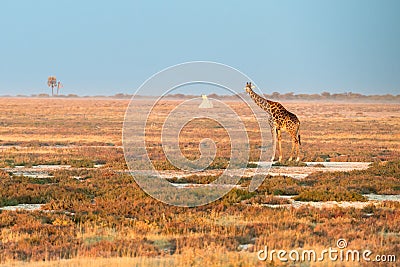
[[1, 0, 399, 96]]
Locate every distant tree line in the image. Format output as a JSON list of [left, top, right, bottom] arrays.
[[262, 91, 400, 103], [4, 91, 400, 103]]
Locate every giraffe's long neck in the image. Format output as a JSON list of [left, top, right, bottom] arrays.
[[247, 89, 273, 115]]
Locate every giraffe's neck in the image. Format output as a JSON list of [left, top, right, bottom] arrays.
[[247, 89, 273, 115]]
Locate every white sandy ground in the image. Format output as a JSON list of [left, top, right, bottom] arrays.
[[1, 194, 399, 211], [157, 162, 372, 180], [2, 164, 105, 179], [0, 162, 398, 210], [262, 194, 400, 209], [0, 204, 44, 211], [1, 162, 371, 180]]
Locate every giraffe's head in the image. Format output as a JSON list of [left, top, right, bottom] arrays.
[[245, 82, 255, 94]]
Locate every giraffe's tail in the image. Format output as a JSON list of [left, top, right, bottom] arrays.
[[297, 127, 301, 146]]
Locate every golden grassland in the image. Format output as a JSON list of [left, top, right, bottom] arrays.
[[0, 98, 399, 266]]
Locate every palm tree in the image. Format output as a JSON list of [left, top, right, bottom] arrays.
[[57, 81, 63, 95], [47, 76, 57, 96]]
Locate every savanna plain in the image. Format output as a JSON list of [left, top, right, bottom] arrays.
[[0, 97, 399, 266]]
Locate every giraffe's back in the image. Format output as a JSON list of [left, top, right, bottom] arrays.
[[269, 101, 300, 130], [283, 111, 300, 131]]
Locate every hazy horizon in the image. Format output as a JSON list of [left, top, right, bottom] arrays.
[[1, 1, 399, 96], [2, 90, 399, 98]]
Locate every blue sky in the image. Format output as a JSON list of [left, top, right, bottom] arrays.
[[0, 0, 399, 96]]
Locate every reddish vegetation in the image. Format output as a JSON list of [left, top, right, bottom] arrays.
[[0, 98, 399, 265]]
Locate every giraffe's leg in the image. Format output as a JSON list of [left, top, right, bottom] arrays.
[[289, 138, 295, 161], [271, 128, 276, 161], [296, 132, 301, 162], [289, 128, 300, 161], [277, 129, 282, 162], [270, 122, 276, 162]]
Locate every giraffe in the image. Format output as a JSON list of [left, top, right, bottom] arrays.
[[245, 82, 301, 162]]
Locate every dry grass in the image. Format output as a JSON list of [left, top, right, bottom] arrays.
[[0, 98, 399, 266]]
